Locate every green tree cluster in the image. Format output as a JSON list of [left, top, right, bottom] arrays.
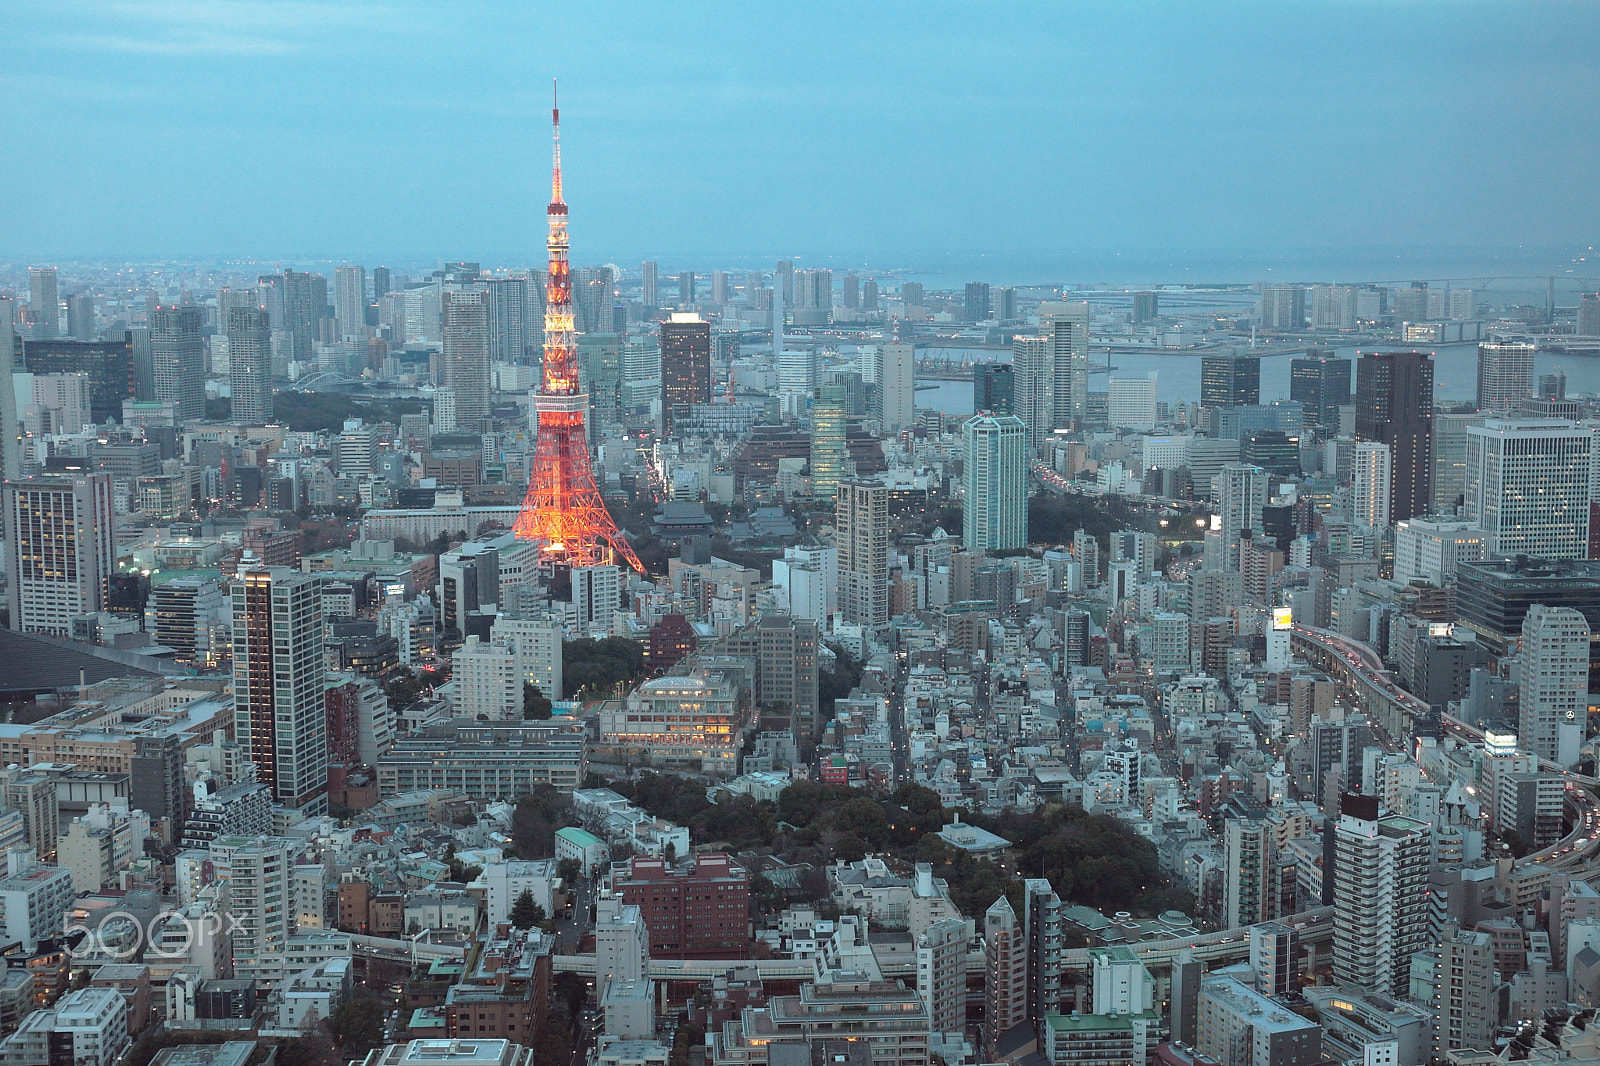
[[523, 683, 554, 719], [509, 889, 546, 929], [563, 637, 646, 698], [511, 787, 576, 859]]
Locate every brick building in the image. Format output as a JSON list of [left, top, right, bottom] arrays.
[[614, 854, 751, 959]]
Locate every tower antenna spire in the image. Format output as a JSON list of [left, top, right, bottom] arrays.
[[550, 79, 563, 206]]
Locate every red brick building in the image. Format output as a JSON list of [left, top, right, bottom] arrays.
[[615, 854, 752, 959]]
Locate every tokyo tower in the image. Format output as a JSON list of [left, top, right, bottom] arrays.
[[513, 85, 644, 573]]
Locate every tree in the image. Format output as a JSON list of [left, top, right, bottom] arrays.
[[509, 889, 545, 929], [553, 970, 587, 1019], [557, 858, 583, 883], [523, 683, 553, 720], [326, 998, 385, 1053]]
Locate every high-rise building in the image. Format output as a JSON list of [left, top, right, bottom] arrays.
[[1518, 603, 1590, 767], [1289, 352, 1351, 431], [677, 271, 695, 307], [1330, 792, 1429, 996], [150, 305, 205, 420], [442, 289, 491, 432], [1392, 517, 1486, 587], [917, 916, 970, 1037], [65, 293, 95, 341], [660, 313, 711, 433], [280, 269, 327, 362], [963, 282, 990, 322], [372, 267, 391, 300], [1431, 410, 1485, 513], [974, 363, 1014, 416], [1201, 353, 1261, 408], [231, 567, 328, 814], [1215, 464, 1268, 571], [1012, 335, 1052, 444], [1259, 284, 1306, 330], [3, 474, 115, 635], [991, 286, 1018, 322], [1351, 441, 1392, 530], [641, 261, 658, 309], [1476, 341, 1535, 414], [1023, 879, 1064, 1023], [1039, 301, 1090, 424], [963, 413, 1028, 552], [1355, 351, 1434, 522], [223, 837, 297, 973], [862, 278, 879, 312], [984, 897, 1026, 1056], [227, 307, 272, 425], [1574, 291, 1600, 337], [491, 614, 563, 699], [878, 336, 915, 432], [334, 265, 366, 336], [1434, 928, 1498, 1058], [837, 481, 890, 628], [28, 268, 58, 338], [809, 384, 849, 498], [452, 636, 522, 720], [712, 270, 730, 307], [1464, 418, 1591, 558], [1224, 806, 1272, 929], [485, 277, 531, 364], [900, 281, 923, 307], [0, 298, 18, 481], [1132, 291, 1159, 324], [1106, 374, 1158, 431]]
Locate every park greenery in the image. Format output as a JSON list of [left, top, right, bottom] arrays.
[[562, 636, 647, 698]]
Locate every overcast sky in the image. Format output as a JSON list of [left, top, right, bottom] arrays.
[[5, 1, 1599, 270]]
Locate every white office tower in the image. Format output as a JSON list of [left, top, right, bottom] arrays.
[[1215, 464, 1269, 571], [776, 344, 816, 393], [879, 338, 915, 433], [231, 568, 328, 815], [1392, 518, 1486, 587], [452, 636, 522, 720], [594, 894, 649, 998], [1331, 792, 1430, 996], [570, 565, 622, 631], [1012, 334, 1053, 444], [1476, 341, 1536, 415], [1465, 418, 1592, 558], [0, 298, 18, 481], [837, 481, 890, 627], [1350, 441, 1392, 530], [1092, 948, 1155, 1013], [433, 387, 458, 432], [1519, 604, 1591, 768], [773, 545, 837, 623], [963, 414, 1029, 551], [1106, 373, 1158, 431], [4, 474, 115, 636], [1038, 301, 1090, 423], [491, 614, 563, 699], [917, 916, 970, 1037]]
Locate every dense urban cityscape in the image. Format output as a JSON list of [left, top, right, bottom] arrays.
[[10, 9, 1600, 1066]]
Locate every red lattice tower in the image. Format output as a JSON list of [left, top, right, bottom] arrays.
[[513, 85, 644, 573]]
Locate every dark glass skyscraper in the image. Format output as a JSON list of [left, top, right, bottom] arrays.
[[1355, 350, 1434, 522], [974, 363, 1015, 415], [1290, 351, 1352, 431], [964, 282, 990, 322], [661, 313, 711, 432], [1200, 353, 1260, 408]]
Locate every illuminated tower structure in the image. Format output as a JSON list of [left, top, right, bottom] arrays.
[[514, 87, 644, 573]]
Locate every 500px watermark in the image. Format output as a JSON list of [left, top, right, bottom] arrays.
[[62, 909, 245, 961]]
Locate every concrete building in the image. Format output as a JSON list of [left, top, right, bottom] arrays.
[[1331, 793, 1430, 996], [916, 916, 971, 1037], [1476, 341, 1536, 415], [1392, 518, 1486, 588], [1434, 927, 1498, 1057], [963, 413, 1028, 552], [490, 615, 563, 700], [600, 674, 743, 778], [1196, 975, 1321, 1066], [452, 637, 522, 720], [1519, 604, 1591, 768], [614, 854, 750, 959], [837, 481, 890, 627], [3, 474, 115, 636], [231, 567, 327, 815], [1464, 418, 1591, 559]]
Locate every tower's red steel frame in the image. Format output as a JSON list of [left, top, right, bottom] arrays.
[[513, 84, 644, 573]]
